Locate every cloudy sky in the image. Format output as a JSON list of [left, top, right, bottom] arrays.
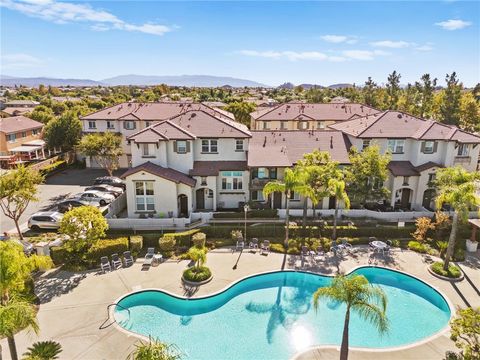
[[1, 0, 479, 86]]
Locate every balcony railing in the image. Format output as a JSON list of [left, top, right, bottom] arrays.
[[454, 156, 471, 164]]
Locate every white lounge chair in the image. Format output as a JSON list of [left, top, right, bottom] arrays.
[[111, 253, 122, 269], [236, 239, 245, 251], [313, 246, 325, 263], [123, 251, 134, 267], [100, 256, 111, 273], [340, 239, 353, 252], [249, 238, 259, 252], [143, 247, 155, 267], [260, 240, 270, 255]]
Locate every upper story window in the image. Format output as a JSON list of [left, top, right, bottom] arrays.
[[387, 139, 405, 154], [290, 191, 301, 201], [362, 139, 371, 150], [21, 131, 27, 138], [428, 173, 436, 185], [145, 121, 151, 128], [175, 140, 188, 154], [457, 143, 469, 156], [201, 177, 207, 186], [254, 167, 277, 179], [422, 141, 436, 154], [202, 139, 218, 153], [262, 121, 270, 130], [280, 122, 287, 130], [6, 134, 16, 143], [32, 128, 40, 135], [135, 181, 154, 211], [317, 121, 325, 129], [298, 121, 309, 130], [106, 121, 115, 129], [221, 171, 243, 190], [403, 176, 410, 186], [124, 121, 136, 130], [88, 121, 96, 129], [235, 139, 244, 151], [141, 143, 151, 157]]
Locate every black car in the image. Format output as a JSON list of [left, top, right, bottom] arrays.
[[57, 199, 95, 213], [93, 176, 126, 190]]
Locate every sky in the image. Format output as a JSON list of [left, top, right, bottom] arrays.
[[1, 0, 479, 87]]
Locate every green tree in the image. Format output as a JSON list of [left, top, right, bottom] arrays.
[[460, 92, 480, 133], [0, 166, 44, 240], [128, 337, 181, 360], [362, 77, 379, 108], [397, 83, 420, 115], [345, 145, 391, 207], [27, 106, 55, 124], [449, 307, 480, 360], [313, 275, 389, 360], [415, 74, 437, 118], [223, 101, 257, 127], [328, 177, 351, 240], [77, 132, 123, 176], [43, 111, 82, 151], [263, 168, 305, 247], [187, 246, 207, 270], [435, 167, 480, 271], [22, 341, 62, 360], [386, 70, 401, 109], [440, 72, 463, 126]]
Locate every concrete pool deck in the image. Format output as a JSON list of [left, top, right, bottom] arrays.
[[1, 246, 478, 360]]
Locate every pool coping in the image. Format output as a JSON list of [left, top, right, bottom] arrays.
[[109, 264, 455, 357]]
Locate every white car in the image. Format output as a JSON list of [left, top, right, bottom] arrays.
[[28, 211, 64, 231], [75, 190, 115, 206]]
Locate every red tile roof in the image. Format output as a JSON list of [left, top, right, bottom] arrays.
[[248, 130, 351, 167], [120, 162, 196, 187], [0, 116, 43, 134], [388, 161, 444, 177], [127, 121, 195, 142], [250, 102, 380, 121], [329, 111, 480, 143], [190, 161, 248, 176]]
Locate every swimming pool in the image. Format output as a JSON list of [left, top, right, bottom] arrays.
[[114, 267, 451, 360]]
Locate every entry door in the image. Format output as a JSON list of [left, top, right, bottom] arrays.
[[328, 196, 336, 209], [179, 195, 188, 217], [401, 189, 411, 209], [196, 189, 205, 210], [273, 192, 282, 208]]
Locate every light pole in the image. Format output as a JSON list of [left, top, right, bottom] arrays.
[[244, 204, 249, 243]]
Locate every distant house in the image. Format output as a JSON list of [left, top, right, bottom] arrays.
[[51, 96, 82, 103], [1, 99, 39, 117], [250, 102, 380, 130], [3, 100, 39, 108], [0, 116, 46, 168]]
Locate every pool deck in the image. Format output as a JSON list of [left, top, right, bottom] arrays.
[[1, 245, 478, 360]]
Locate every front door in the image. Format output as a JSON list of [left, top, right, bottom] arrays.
[[328, 196, 336, 209], [196, 189, 205, 210], [273, 192, 282, 208], [178, 195, 188, 217], [401, 189, 411, 209]]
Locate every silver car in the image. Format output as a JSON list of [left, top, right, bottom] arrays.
[[28, 211, 64, 231], [76, 190, 115, 206]]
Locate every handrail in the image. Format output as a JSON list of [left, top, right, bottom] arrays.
[[107, 303, 130, 320]]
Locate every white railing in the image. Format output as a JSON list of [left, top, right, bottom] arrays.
[[105, 193, 127, 218], [107, 217, 192, 231], [190, 212, 214, 222]]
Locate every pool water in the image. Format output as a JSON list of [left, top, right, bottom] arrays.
[[114, 267, 451, 360]]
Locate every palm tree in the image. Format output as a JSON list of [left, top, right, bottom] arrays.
[[313, 275, 389, 360], [263, 168, 305, 247], [0, 299, 40, 360], [22, 340, 62, 360], [435, 167, 480, 271], [187, 246, 206, 270], [128, 337, 181, 360], [328, 177, 351, 240]]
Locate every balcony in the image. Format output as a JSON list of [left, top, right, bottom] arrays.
[[454, 156, 471, 165]]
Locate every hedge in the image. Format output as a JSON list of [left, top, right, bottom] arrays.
[[213, 209, 278, 219], [129, 235, 143, 256], [159, 229, 201, 248], [159, 235, 176, 257], [201, 225, 285, 239], [289, 224, 416, 240], [87, 237, 129, 265]]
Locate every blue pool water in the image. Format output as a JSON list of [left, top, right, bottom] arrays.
[[114, 267, 451, 360]]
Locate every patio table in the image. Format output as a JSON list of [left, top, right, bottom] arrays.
[[370, 240, 388, 252]]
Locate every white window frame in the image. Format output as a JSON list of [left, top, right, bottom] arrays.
[[317, 121, 325, 129], [176, 140, 187, 153], [135, 181, 155, 211], [299, 121, 309, 130], [141, 143, 150, 157], [252, 190, 264, 202], [235, 139, 244, 151], [145, 121, 151, 128], [6, 134, 16, 143], [362, 139, 371, 150], [106, 121, 115, 129], [280, 122, 287, 130], [124, 121, 136, 130], [221, 171, 243, 190], [457, 143, 469, 156], [88, 121, 96, 129], [262, 121, 270, 130], [387, 139, 405, 154], [32, 128, 39, 135], [201, 139, 218, 153], [290, 191, 301, 201], [423, 141, 435, 154]]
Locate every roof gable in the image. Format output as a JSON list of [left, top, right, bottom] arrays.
[[120, 162, 196, 187]]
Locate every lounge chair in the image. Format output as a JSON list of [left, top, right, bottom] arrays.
[[100, 256, 111, 273], [123, 251, 134, 267], [260, 240, 270, 255], [249, 238, 259, 252], [340, 239, 353, 252], [143, 247, 155, 267], [331, 240, 343, 255], [301, 245, 310, 258], [313, 246, 325, 262], [111, 253, 122, 269], [369, 237, 378, 250], [236, 238, 245, 251], [383, 240, 392, 255]]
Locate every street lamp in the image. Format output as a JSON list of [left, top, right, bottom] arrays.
[[244, 204, 249, 243]]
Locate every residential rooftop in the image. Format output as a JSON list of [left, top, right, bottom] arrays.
[[0, 115, 43, 134]]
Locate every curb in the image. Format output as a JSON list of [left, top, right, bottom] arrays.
[[427, 265, 464, 282], [181, 274, 213, 286]]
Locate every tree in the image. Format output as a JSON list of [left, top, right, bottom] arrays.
[[362, 77, 379, 108], [386, 71, 401, 109], [0, 166, 44, 240], [128, 337, 181, 360], [223, 101, 257, 127], [313, 275, 389, 360], [22, 341, 62, 360], [77, 132, 123, 176], [263, 168, 305, 247], [460, 92, 480, 133], [345, 145, 391, 207], [27, 106, 55, 124], [397, 83, 420, 115], [435, 167, 480, 271], [449, 307, 480, 360], [187, 246, 206, 270], [415, 74, 437, 118], [440, 72, 463, 126], [328, 177, 350, 240], [43, 111, 82, 151]]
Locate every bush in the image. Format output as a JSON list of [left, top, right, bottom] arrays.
[[159, 229, 201, 248], [289, 224, 415, 240], [183, 266, 212, 282], [87, 237, 129, 265], [192, 232, 206, 248], [50, 246, 69, 266], [159, 235, 176, 256], [201, 224, 285, 239], [430, 261, 462, 278], [408, 240, 428, 253], [231, 229, 243, 241], [270, 243, 285, 253], [129, 235, 143, 255], [213, 209, 278, 219], [39, 160, 67, 176]]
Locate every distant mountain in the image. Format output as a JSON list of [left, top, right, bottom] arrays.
[[299, 84, 324, 89], [328, 83, 354, 89], [277, 82, 295, 89], [101, 74, 268, 87], [0, 76, 103, 87]]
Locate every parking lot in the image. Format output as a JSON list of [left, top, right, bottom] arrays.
[[1, 168, 125, 235]]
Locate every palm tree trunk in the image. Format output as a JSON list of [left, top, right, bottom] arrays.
[[285, 191, 290, 248], [7, 336, 18, 360], [302, 197, 308, 238], [333, 198, 338, 240], [340, 306, 350, 360], [443, 212, 458, 271], [14, 219, 23, 240]]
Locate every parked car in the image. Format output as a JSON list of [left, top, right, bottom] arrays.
[[84, 184, 123, 198], [93, 176, 126, 190], [57, 199, 96, 213], [28, 211, 64, 231], [0, 234, 35, 255], [75, 190, 115, 206]]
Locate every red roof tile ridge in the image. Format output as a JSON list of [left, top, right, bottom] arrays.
[[414, 119, 437, 139], [80, 102, 126, 120], [251, 103, 285, 120], [354, 110, 389, 137], [163, 120, 197, 139]]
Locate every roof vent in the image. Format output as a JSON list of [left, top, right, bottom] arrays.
[[397, 113, 403, 119], [330, 136, 333, 149], [263, 136, 267, 147], [283, 137, 286, 141]]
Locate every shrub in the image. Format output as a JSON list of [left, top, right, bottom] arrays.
[[87, 237, 129, 265], [192, 232, 206, 248], [129, 235, 143, 255], [39, 160, 67, 176], [453, 247, 465, 262], [449, 307, 480, 360], [159, 235, 176, 256], [183, 266, 211, 282], [270, 243, 285, 253], [408, 240, 428, 253], [231, 229, 243, 241], [412, 217, 434, 242], [213, 209, 278, 219], [50, 246, 69, 266], [160, 229, 200, 248], [430, 261, 462, 278]]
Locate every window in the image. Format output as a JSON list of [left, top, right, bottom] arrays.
[[403, 176, 410, 186], [280, 122, 287, 130], [124, 121, 136, 130], [106, 121, 115, 129], [201, 139, 218, 153], [176, 140, 187, 153], [201, 177, 207, 186], [32, 128, 39, 135], [290, 191, 301, 201], [387, 139, 405, 154], [21, 131, 26, 138], [6, 134, 16, 143], [317, 121, 325, 129], [221, 171, 243, 190], [428, 173, 436, 185], [88, 121, 96, 129], [422, 141, 436, 154], [207, 189, 214, 198], [257, 168, 268, 179], [298, 121, 308, 130], [268, 168, 277, 179], [135, 181, 154, 211], [262, 121, 270, 130], [235, 139, 244, 151], [362, 140, 371, 150], [251, 190, 264, 202], [457, 143, 469, 156], [145, 121, 151, 128], [142, 144, 150, 157]]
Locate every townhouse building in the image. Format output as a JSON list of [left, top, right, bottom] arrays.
[[80, 102, 235, 168], [250, 102, 380, 131]]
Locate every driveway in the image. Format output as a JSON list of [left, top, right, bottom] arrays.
[[1, 168, 125, 235]]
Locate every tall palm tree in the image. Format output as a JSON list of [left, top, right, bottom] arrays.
[[0, 299, 40, 360], [313, 275, 389, 360], [23, 340, 62, 360], [435, 167, 480, 271], [328, 177, 351, 240], [263, 168, 305, 247], [128, 337, 181, 360]]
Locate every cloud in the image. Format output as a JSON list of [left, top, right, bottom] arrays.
[[1, 53, 43, 69], [435, 19, 472, 30], [320, 35, 357, 44], [0, 0, 172, 36], [370, 40, 412, 48], [342, 49, 389, 61], [415, 44, 434, 51]]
